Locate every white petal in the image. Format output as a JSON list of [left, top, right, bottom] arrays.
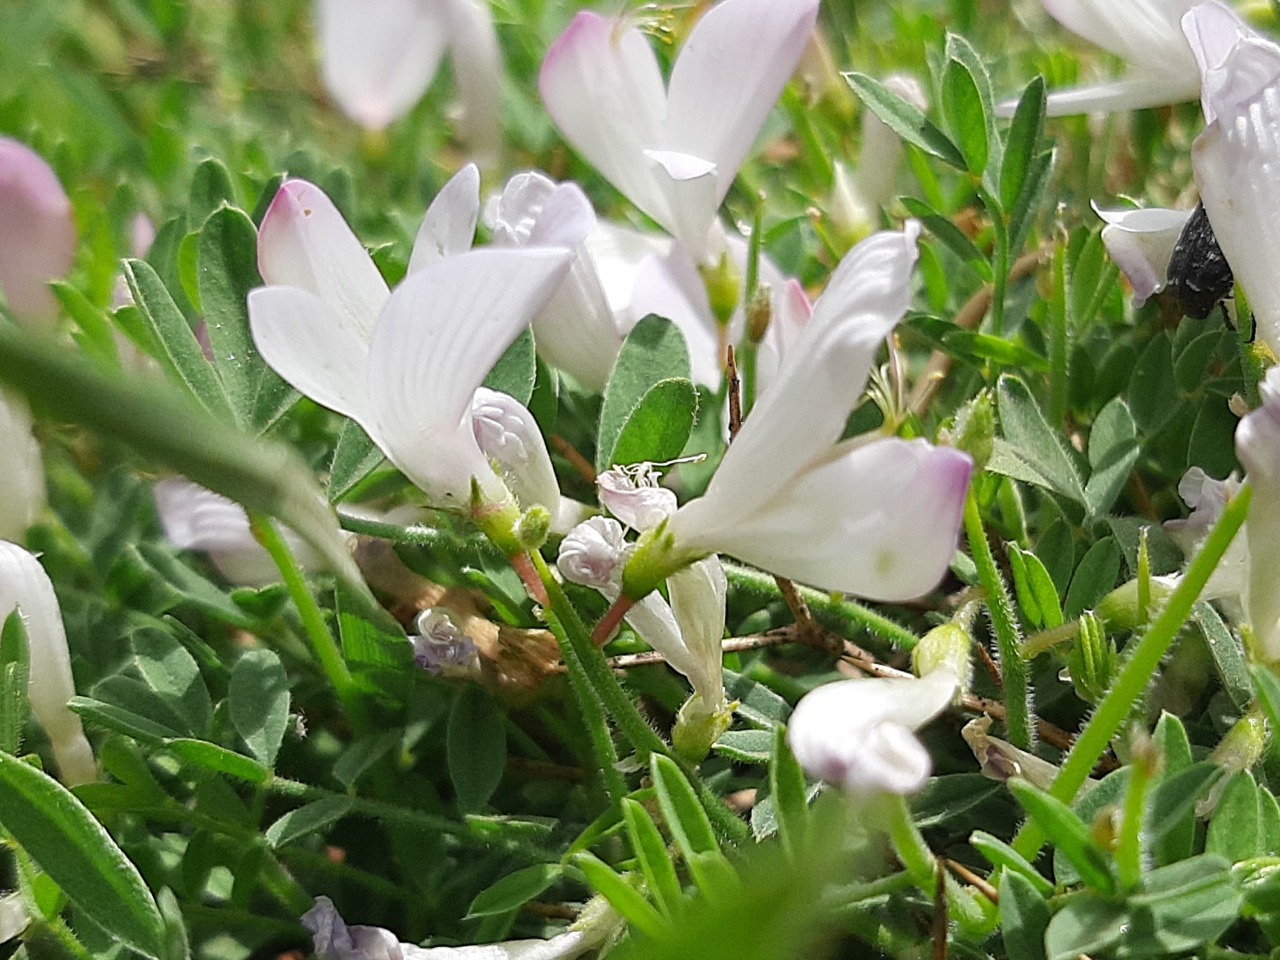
[[441, 0, 504, 164], [628, 248, 723, 387], [1042, 74, 1202, 116], [366, 249, 571, 506], [665, 0, 819, 205], [675, 438, 972, 600], [0, 390, 44, 541], [1182, 1, 1256, 122], [1095, 204, 1191, 306], [1193, 36, 1280, 357], [315, 0, 448, 130], [531, 248, 622, 392], [0, 541, 95, 785], [408, 164, 481, 274], [597, 468, 678, 529], [0, 137, 76, 327], [1239, 369, 1280, 658], [470, 388, 560, 513], [787, 669, 957, 796], [257, 179, 389, 342], [557, 516, 625, 587], [1042, 0, 1195, 73], [247, 286, 373, 427], [755, 277, 813, 393], [698, 225, 919, 521], [668, 556, 728, 702], [644, 150, 721, 260], [624, 591, 697, 680], [529, 182, 597, 248], [539, 12, 671, 226]]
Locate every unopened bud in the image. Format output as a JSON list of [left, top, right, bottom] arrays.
[[1094, 578, 1173, 632], [746, 285, 773, 344], [1066, 612, 1117, 705], [515, 505, 551, 551], [949, 392, 995, 472], [912, 622, 972, 700], [1209, 707, 1268, 777], [673, 693, 735, 762], [698, 253, 741, 327]]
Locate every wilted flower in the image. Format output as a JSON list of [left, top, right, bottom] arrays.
[[247, 175, 571, 517], [315, 0, 502, 161], [411, 608, 478, 676], [0, 541, 95, 786], [540, 0, 819, 262], [1187, 1, 1280, 356], [626, 224, 972, 601], [788, 669, 958, 796], [1002, 0, 1248, 116], [0, 137, 76, 327], [302, 895, 610, 959]]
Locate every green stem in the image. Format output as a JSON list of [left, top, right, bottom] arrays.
[[250, 513, 366, 732], [964, 490, 1032, 748], [1012, 483, 1252, 861], [1116, 744, 1156, 892], [882, 794, 935, 890]]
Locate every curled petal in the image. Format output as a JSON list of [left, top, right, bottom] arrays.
[[470, 388, 560, 513], [0, 138, 76, 326], [557, 517, 625, 588], [408, 164, 481, 274], [257, 179, 389, 342], [316, 0, 448, 131], [0, 541, 95, 786], [1095, 204, 1191, 306], [788, 669, 957, 796], [674, 438, 972, 600], [1043, 0, 1196, 72]]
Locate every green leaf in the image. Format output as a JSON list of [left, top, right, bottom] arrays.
[[0, 608, 29, 755], [651, 753, 720, 863], [1044, 894, 1128, 960], [1194, 603, 1252, 711], [574, 852, 667, 940], [133, 543, 256, 629], [467, 863, 563, 919], [769, 725, 810, 860], [623, 798, 683, 917], [228, 649, 290, 767], [944, 330, 1048, 370], [447, 686, 507, 811], [483, 328, 537, 405], [972, 830, 1054, 897], [990, 375, 1086, 505], [265, 796, 353, 848], [0, 751, 166, 958], [68, 696, 177, 746], [711, 729, 772, 764], [1001, 76, 1047, 212], [1084, 397, 1140, 518], [1252, 663, 1280, 732], [197, 206, 297, 432], [1063, 537, 1123, 621], [899, 197, 991, 279], [130, 627, 212, 739], [609, 377, 699, 467], [1207, 772, 1262, 863], [1120, 854, 1241, 956], [1008, 149, 1055, 257], [124, 259, 235, 422], [328, 419, 386, 502], [597, 316, 692, 471], [1149, 761, 1220, 866], [1007, 542, 1063, 631], [1008, 778, 1115, 893], [844, 71, 967, 170], [941, 39, 990, 175], [51, 281, 120, 370], [188, 157, 236, 225], [723, 670, 791, 729], [1000, 870, 1051, 960], [164, 738, 272, 783]]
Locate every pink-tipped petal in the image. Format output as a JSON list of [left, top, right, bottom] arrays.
[[408, 164, 481, 274], [366, 248, 571, 505], [257, 179, 389, 342], [0, 138, 76, 327], [676, 438, 972, 600], [665, 0, 819, 204], [247, 286, 373, 427], [540, 12, 670, 225], [315, 0, 448, 130]]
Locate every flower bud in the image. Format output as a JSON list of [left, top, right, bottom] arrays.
[[0, 138, 76, 327], [911, 622, 972, 699], [471, 387, 560, 515], [557, 517, 624, 588], [948, 391, 995, 473], [698, 251, 741, 327], [1066, 612, 1117, 705]]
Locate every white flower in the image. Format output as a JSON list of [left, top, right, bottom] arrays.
[[999, 0, 1249, 116], [315, 0, 502, 161], [247, 175, 571, 512], [788, 669, 958, 796], [1164, 466, 1248, 617], [1236, 367, 1280, 659], [0, 137, 76, 327], [539, 0, 819, 262], [1094, 204, 1193, 307], [0, 389, 44, 543], [596, 465, 678, 532], [659, 224, 973, 601], [302, 896, 604, 960], [1187, 2, 1280, 357], [556, 516, 625, 588], [153, 477, 328, 587], [0, 541, 95, 786]]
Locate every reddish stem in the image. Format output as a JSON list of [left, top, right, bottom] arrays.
[[591, 595, 636, 646], [511, 552, 550, 607]]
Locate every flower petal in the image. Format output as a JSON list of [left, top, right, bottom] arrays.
[[1042, 0, 1195, 73], [0, 138, 76, 327], [540, 12, 671, 225], [644, 150, 721, 259], [696, 224, 919, 521], [247, 285, 373, 427], [257, 179, 389, 342], [0, 390, 44, 542], [441, 0, 504, 164], [0, 541, 95, 786], [1042, 74, 1201, 117], [665, 0, 819, 205], [675, 438, 971, 600], [315, 0, 448, 130], [408, 164, 481, 275], [471, 387, 560, 513], [668, 556, 728, 702], [365, 248, 571, 505], [1194, 35, 1280, 356], [1095, 204, 1191, 305], [1182, 0, 1256, 122]]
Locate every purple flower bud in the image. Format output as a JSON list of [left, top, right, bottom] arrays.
[[0, 138, 76, 326]]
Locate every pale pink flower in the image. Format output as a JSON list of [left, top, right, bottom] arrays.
[[0, 138, 75, 326]]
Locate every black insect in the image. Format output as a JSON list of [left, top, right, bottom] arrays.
[[1165, 201, 1234, 320]]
